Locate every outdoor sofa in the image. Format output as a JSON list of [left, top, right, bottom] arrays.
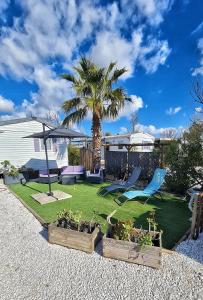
[[60, 165, 85, 180], [38, 170, 58, 184]]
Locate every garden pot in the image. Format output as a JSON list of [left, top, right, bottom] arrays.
[[48, 222, 102, 253], [3, 173, 25, 185], [102, 226, 162, 269]]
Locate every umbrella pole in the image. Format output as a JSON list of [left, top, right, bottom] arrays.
[[43, 124, 53, 196]]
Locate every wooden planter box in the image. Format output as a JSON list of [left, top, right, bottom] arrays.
[[102, 228, 162, 269], [48, 223, 102, 253]]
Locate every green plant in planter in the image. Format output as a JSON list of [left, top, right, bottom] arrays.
[[57, 209, 83, 231], [1, 160, 19, 178], [137, 230, 153, 248], [113, 220, 134, 241], [1, 160, 10, 169], [147, 210, 158, 234]]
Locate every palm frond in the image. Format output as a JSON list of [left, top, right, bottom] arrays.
[[106, 62, 116, 77], [111, 68, 127, 82], [62, 97, 82, 113], [62, 107, 88, 125], [61, 74, 76, 84]]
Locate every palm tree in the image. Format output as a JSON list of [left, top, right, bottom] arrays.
[[62, 57, 131, 168]]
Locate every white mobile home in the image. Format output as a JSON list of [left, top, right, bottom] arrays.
[[0, 117, 68, 170], [103, 132, 155, 152], [100, 132, 155, 159]]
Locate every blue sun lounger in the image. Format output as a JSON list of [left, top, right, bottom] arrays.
[[98, 167, 141, 196], [115, 168, 167, 206]]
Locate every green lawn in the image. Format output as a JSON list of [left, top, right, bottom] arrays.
[[9, 182, 191, 249]]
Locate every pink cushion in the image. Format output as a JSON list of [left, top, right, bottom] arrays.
[[61, 165, 84, 175], [74, 165, 84, 172]]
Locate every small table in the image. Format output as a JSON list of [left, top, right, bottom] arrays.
[[60, 175, 76, 185]]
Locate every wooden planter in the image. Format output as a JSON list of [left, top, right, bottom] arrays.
[[102, 227, 162, 269], [48, 223, 102, 253]]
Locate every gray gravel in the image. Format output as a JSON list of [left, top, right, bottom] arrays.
[[0, 184, 203, 300]]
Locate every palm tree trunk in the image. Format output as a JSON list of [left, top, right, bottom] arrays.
[[92, 112, 102, 170]]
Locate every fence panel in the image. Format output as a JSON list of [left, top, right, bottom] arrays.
[[80, 148, 93, 171], [128, 152, 160, 179], [105, 150, 160, 180]]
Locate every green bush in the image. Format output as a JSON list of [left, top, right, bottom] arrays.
[[164, 122, 203, 194], [68, 144, 80, 165]]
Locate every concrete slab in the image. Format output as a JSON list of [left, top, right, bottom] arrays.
[[32, 190, 72, 204]]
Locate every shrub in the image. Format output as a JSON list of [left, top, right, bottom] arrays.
[[68, 144, 80, 165], [1, 160, 19, 178], [164, 122, 203, 194]]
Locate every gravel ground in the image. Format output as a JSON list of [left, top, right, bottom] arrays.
[[0, 183, 203, 300]]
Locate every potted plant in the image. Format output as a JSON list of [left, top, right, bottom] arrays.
[[102, 210, 162, 269], [1, 160, 24, 185], [48, 209, 102, 253]]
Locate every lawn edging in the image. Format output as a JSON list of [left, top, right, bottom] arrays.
[[8, 185, 49, 228]]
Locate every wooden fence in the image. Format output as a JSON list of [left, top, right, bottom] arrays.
[[190, 193, 203, 239], [105, 151, 160, 180], [80, 148, 93, 171]]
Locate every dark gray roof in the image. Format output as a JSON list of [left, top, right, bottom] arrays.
[[24, 126, 87, 139], [0, 117, 55, 128]]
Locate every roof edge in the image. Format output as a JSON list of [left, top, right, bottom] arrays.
[[0, 117, 55, 128]]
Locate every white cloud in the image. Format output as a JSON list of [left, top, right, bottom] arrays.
[[116, 95, 144, 120], [134, 123, 184, 137], [90, 30, 171, 78], [192, 38, 203, 76], [121, 0, 174, 26], [0, 0, 172, 118], [0, 95, 14, 113], [0, 0, 10, 18], [119, 126, 128, 134], [195, 107, 203, 113], [191, 22, 203, 36], [166, 106, 182, 115]]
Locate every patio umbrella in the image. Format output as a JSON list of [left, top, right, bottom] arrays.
[[24, 124, 87, 196]]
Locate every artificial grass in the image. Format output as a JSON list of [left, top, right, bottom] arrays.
[[9, 182, 191, 249]]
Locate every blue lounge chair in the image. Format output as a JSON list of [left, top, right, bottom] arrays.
[[98, 167, 141, 196], [115, 168, 167, 206]]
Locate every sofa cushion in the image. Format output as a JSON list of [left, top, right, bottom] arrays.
[[61, 166, 74, 175], [73, 165, 84, 173]]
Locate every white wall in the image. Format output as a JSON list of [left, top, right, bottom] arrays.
[[0, 120, 68, 170]]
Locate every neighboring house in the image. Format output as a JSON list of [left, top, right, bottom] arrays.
[[0, 117, 68, 170], [77, 132, 155, 162], [102, 132, 155, 153]]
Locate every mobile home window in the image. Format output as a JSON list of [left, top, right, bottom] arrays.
[[118, 144, 123, 149], [142, 141, 150, 150], [40, 139, 52, 151]]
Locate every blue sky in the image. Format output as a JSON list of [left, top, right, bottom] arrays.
[[0, 0, 202, 136]]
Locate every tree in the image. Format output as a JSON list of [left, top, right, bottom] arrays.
[[62, 57, 130, 167], [161, 128, 177, 139], [191, 79, 203, 113], [68, 144, 80, 165], [164, 121, 203, 194]]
